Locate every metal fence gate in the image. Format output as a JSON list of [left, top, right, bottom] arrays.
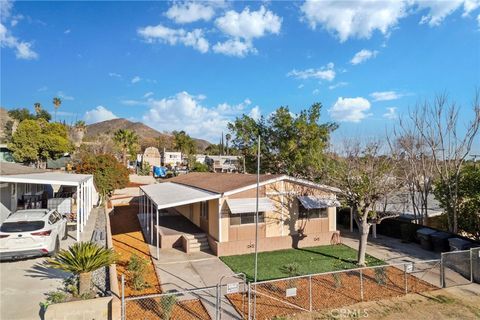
[[441, 247, 480, 287]]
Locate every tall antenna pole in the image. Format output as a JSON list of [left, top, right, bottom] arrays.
[[253, 135, 260, 319]]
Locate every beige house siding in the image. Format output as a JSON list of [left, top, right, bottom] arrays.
[[208, 199, 219, 240]]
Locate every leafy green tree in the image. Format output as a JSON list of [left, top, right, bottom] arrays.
[[228, 103, 336, 178], [172, 130, 196, 155], [7, 107, 51, 122], [46, 242, 117, 296], [191, 161, 209, 172], [113, 129, 139, 166], [76, 153, 129, 201], [8, 119, 72, 167], [434, 164, 480, 239]]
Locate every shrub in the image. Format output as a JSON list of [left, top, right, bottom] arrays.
[[159, 295, 177, 320], [127, 254, 150, 291], [280, 262, 300, 287], [138, 161, 151, 176], [39, 290, 68, 311], [374, 267, 387, 286], [332, 272, 342, 288]]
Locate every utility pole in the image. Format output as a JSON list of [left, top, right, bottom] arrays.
[[253, 135, 260, 319]]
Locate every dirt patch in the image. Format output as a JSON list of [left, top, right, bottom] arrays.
[[293, 284, 480, 320], [110, 204, 161, 296], [127, 298, 211, 320], [228, 266, 438, 320], [111, 204, 212, 319]]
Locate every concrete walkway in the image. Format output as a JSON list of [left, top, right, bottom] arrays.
[[147, 245, 244, 319], [339, 228, 470, 288]]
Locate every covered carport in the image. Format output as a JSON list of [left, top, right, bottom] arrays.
[[139, 182, 220, 258], [0, 163, 97, 241]]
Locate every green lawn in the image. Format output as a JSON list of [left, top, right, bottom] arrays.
[[220, 244, 384, 281]]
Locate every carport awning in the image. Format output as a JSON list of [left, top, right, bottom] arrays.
[[0, 172, 92, 186], [226, 197, 275, 214], [140, 182, 220, 210], [298, 196, 340, 209]]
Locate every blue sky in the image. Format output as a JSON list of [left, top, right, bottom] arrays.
[[1, 0, 479, 152]]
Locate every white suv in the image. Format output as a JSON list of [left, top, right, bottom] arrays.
[[0, 209, 68, 261]]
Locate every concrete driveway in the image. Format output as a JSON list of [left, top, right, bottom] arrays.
[[150, 246, 244, 319], [0, 235, 73, 320]]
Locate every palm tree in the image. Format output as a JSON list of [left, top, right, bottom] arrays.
[[34, 102, 42, 115], [46, 242, 117, 295], [52, 97, 62, 122], [225, 133, 231, 155], [113, 129, 139, 166]]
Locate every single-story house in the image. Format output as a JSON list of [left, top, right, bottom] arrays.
[[0, 163, 98, 241], [139, 172, 341, 257]]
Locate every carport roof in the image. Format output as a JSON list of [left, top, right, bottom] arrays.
[[140, 182, 220, 210], [0, 172, 93, 186]]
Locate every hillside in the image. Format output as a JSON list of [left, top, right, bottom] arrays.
[[0, 108, 12, 142], [84, 118, 210, 151]]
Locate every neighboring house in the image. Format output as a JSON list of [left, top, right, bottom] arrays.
[[0, 144, 15, 163], [139, 172, 341, 256], [143, 147, 161, 168], [46, 154, 72, 170], [194, 154, 206, 164], [205, 155, 242, 173], [161, 151, 182, 167]]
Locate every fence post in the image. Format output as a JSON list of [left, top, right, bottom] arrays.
[[440, 253, 445, 288], [309, 275, 312, 312], [404, 264, 408, 295], [359, 269, 364, 301], [121, 274, 125, 320], [470, 248, 474, 283], [247, 282, 251, 320]]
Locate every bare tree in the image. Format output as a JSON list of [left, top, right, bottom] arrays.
[[389, 116, 436, 225], [407, 92, 480, 233], [329, 140, 401, 266]]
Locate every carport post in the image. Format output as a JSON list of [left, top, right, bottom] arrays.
[[76, 183, 80, 241], [156, 207, 159, 259], [150, 198, 154, 244]]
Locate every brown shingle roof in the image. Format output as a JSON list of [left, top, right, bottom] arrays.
[[0, 162, 48, 175], [166, 172, 284, 194]]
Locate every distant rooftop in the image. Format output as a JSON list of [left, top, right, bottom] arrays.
[[0, 162, 48, 175]]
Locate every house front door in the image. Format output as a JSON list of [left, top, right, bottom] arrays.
[[200, 201, 209, 233]]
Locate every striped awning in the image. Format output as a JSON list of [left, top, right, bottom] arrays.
[[226, 197, 275, 214], [298, 196, 340, 209]]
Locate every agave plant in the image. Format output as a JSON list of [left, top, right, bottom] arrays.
[[46, 242, 117, 295]]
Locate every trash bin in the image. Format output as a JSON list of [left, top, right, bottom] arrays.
[[417, 228, 436, 251], [448, 238, 473, 251], [431, 231, 452, 252]]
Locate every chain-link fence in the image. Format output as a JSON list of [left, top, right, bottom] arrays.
[[441, 247, 479, 287], [121, 274, 247, 320], [120, 249, 477, 319]]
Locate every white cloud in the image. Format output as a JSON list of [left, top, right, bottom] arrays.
[[166, 2, 216, 24], [350, 49, 378, 65], [249, 106, 261, 120], [383, 107, 398, 120], [215, 6, 282, 40], [84, 106, 118, 124], [0, 2, 38, 60], [37, 86, 48, 92], [138, 24, 209, 53], [109, 72, 122, 78], [144, 92, 154, 98], [64, 29, 71, 34], [287, 62, 336, 82], [329, 97, 372, 122], [212, 39, 256, 57], [370, 91, 403, 101], [418, 0, 480, 26], [312, 88, 320, 95], [478, 13, 480, 26], [300, 0, 480, 41], [300, 0, 408, 42], [57, 91, 74, 101], [131, 76, 141, 84], [298, 84, 304, 89], [328, 82, 348, 90], [142, 91, 260, 141]]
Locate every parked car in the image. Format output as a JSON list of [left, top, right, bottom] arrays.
[[0, 209, 68, 261]]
